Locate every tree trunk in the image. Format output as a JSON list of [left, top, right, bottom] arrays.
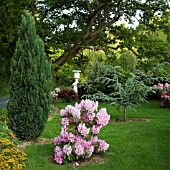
[[31, 0, 35, 16], [124, 107, 127, 122], [54, 45, 81, 72]]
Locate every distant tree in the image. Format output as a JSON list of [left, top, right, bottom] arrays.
[[119, 50, 137, 72], [107, 19, 170, 73], [7, 13, 52, 141]]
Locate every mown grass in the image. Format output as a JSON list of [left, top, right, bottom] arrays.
[[23, 100, 170, 170]]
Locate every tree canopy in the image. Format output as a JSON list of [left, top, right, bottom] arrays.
[[0, 0, 33, 96], [37, 0, 170, 70]]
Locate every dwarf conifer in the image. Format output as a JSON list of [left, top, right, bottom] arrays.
[[7, 13, 51, 141]]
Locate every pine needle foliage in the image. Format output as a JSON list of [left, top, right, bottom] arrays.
[[7, 13, 52, 141], [82, 65, 156, 121]]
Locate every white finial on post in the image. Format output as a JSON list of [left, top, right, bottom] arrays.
[[73, 70, 81, 94]]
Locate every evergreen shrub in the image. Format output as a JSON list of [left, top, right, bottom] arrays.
[[7, 12, 51, 141]]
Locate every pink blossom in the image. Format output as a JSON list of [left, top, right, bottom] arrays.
[[75, 135, 83, 144], [158, 83, 163, 87], [65, 105, 81, 119], [161, 92, 166, 97], [81, 114, 87, 121], [76, 99, 98, 113], [87, 112, 95, 121], [165, 83, 170, 89], [98, 139, 109, 152], [54, 157, 63, 164], [96, 108, 110, 127], [68, 133, 75, 142], [164, 95, 169, 99], [61, 125, 67, 131], [82, 140, 91, 149], [90, 136, 98, 144], [60, 109, 67, 117], [53, 136, 62, 145], [63, 144, 72, 155], [165, 83, 170, 88], [78, 123, 90, 137], [54, 146, 64, 164], [92, 125, 101, 134], [60, 130, 69, 142], [60, 117, 69, 126], [158, 83, 163, 90], [75, 143, 84, 156], [86, 145, 94, 158], [54, 146, 62, 153], [54, 146, 63, 158]]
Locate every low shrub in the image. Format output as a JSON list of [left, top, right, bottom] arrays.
[[0, 138, 27, 170], [0, 108, 8, 122], [57, 89, 78, 102], [155, 83, 170, 108], [0, 121, 27, 169], [53, 99, 110, 164]]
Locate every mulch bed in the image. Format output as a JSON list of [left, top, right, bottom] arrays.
[[110, 118, 150, 124], [45, 154, 107, 168]]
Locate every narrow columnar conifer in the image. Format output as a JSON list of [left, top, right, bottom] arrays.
[[7, 12, 52, 141]]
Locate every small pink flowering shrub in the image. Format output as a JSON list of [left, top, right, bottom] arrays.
[[53, 99, 110, 164], [155, 83, 170, 108]]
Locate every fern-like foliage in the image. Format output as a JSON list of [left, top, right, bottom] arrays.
[[82, 65, 157, 121]]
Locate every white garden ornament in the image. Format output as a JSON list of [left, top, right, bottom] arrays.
[[72, 70, 81, 93]]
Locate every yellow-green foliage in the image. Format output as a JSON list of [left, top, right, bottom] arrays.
[[0, 138, 27, 170], [0, 108, 8, 122]]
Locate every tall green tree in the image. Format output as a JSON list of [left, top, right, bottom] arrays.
[[37, 0, 169, 71], [7, 12, 52, 141]]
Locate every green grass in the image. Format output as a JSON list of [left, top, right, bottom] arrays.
[[19, 100, 170, 169]]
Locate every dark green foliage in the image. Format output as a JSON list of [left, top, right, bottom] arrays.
[[57, 89, 78, 102], [82, 65, 156, 121], [0, 0, 31, 96], [7, 13, 52, 141]]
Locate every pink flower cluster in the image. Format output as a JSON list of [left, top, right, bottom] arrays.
[[53, 99, 110, 164], [155, 83, 170, 99]]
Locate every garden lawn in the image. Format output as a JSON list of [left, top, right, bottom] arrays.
[[24, 100, 170, 170]]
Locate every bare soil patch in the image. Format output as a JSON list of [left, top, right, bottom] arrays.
[[110, 118, 150, 124], [45, 154, 107, 167], [48, 105, 59, 121], [17, 138, 53, 150]]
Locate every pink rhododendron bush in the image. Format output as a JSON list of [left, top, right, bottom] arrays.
[[53, 99, 110, 164], [155, 83, 170, 108]]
